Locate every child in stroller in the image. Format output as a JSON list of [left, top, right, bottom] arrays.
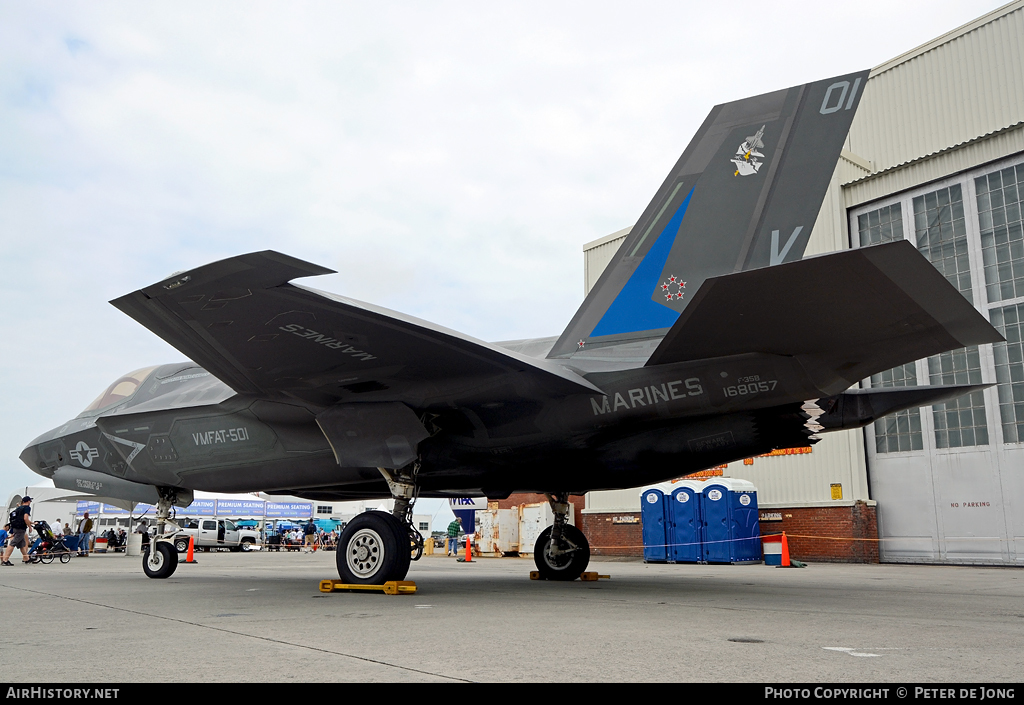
[[28, 521, 72, 564]]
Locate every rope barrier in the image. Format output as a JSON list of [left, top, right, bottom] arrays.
[[588, 532, 1013, 551]]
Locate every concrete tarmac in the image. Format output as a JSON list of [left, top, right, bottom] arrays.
[[0, 550, 1020, 683]]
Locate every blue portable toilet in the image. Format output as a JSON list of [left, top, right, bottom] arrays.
[[640, 484, 672, 563], [668, 482, 702, 563], [701, 479, 760, 563], [701, 483, 731, 563], [724, 479, 761, 562]]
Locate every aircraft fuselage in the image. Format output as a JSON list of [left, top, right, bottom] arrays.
[[21, 350, 825, 502]]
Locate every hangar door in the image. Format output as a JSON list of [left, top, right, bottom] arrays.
[[850, 156, 1024, 565]]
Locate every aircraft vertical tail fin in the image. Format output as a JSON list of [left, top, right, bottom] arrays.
[[548, 70, 870, 358]]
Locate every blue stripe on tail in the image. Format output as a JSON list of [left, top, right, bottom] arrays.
[[591, 187, 695, 337]]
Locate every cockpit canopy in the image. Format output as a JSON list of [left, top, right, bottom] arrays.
[[80, 366, 160, 415], [77, 363, 234, 418]]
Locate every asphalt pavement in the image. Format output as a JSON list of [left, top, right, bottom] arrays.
[[1, 550, 1021, 683]]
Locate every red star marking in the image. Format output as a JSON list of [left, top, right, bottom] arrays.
[[662, 283, 670, 291], [665, 293, 673, 301], [669, 276, 676, 282]]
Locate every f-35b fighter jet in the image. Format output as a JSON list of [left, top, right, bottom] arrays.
[[21, 70, 1003, 583]]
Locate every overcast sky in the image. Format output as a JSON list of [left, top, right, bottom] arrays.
[[0, 1, 1008, 511]]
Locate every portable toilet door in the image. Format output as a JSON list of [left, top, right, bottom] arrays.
[[701, 484, 731, 563], [640, 486, 670, 563], [668, 484, 701, 563], [728, 481, 761, 562]]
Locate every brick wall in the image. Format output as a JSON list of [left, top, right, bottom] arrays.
[[572, 501, 879, 563], [581, 513, 643, 556], [761, 502, 879, 563]]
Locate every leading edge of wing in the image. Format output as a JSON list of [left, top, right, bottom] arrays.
[[111, 250, 601, 399], [289, 282, 603, 395], [111, 251, 334, 396]]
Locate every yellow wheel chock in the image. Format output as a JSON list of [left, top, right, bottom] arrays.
[[318, 580, 417, 595]]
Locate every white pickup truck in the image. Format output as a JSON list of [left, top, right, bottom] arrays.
[[171, 519, 261, 552]]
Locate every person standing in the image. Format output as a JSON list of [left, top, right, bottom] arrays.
[[303, 519, 316, 553], [446, 516, 462, 556], [135, 519, 150, 547], [77, 511, 94, 557], [2, 496, 33, 566]]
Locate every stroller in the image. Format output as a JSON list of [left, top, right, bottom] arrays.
[[28, 521, 72, 564]]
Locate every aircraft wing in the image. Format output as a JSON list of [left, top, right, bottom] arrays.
[[111, 251, 600, 406], [645, 240, 1005, 395]]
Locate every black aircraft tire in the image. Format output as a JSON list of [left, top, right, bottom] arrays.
[[337, 512, 410, 585], [142, 542, 178, 579], [533, 525, 590, 581]]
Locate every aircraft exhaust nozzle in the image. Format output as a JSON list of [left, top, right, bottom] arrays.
[[817, 384, 993, 431]]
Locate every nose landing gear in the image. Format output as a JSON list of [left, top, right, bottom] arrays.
[[141, 488, 183, 579]]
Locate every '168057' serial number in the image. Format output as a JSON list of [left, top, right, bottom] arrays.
[[724, 380, 777, 397]]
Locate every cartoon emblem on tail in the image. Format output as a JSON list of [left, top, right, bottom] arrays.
[[731, 125, 766, 176]]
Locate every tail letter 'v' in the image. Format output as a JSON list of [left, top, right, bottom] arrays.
[[770, 226, 803, 266]]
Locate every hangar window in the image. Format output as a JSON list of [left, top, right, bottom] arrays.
[[976, 164, 1024, 303], [857, 203, 904, 246], [913, 185, 973, 301], [928, 346, 988, 448], [990, 303, 1024, 443], [869, 363, 923, 453]]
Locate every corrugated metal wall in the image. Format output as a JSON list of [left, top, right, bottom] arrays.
[[712, 430, 867, 507], [850, 2, 1024, 178], [582, 227, 630, 295], [844, 124, 1024, 207]]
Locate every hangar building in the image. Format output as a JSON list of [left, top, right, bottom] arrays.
[[579, 0, 1024, 565]]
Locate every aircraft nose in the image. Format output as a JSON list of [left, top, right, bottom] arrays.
[[20, 444, 43, 473]]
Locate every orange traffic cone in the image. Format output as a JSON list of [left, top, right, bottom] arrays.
[[463, 534, 473, 562], [186, 535, 197, 563], [780, 532, 790, 568]]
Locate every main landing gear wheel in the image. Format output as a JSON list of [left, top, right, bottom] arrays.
[[534, 524, 591, 581], [337, 512, 411, 585], [143, 542, 178, 579]]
